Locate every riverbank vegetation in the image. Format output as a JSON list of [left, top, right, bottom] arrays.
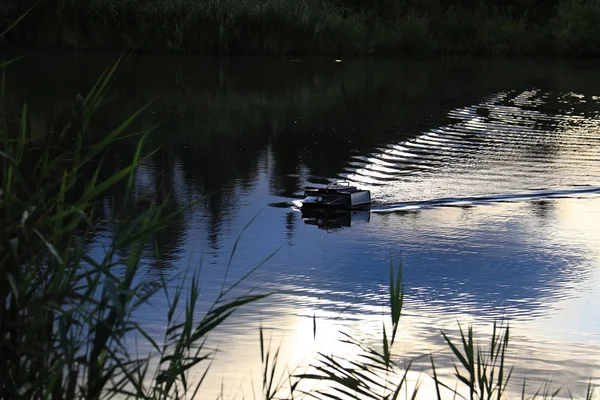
[[2, 0, 600, 56]]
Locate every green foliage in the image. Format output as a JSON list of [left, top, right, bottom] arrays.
[[294, 262, 417, 400], [293, 263, 594, 400], [478, 14, 532, 56], [52, 0, 367, 54], [432, 322, 513, 400], [369, 14, 432, 54], [553, 0, 600, 56], [0, 54, 271, 399], [1, 0, 599, 55]]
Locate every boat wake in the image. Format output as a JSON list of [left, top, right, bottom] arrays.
[[280, 89, 600, 216], [276, 185, 600, 215], [326, 89, 600, 208], [370, 184, 600, 213]]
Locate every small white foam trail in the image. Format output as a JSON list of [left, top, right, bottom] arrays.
[[371, 185, 600, 214]]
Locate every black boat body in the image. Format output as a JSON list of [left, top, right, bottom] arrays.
[[301, 182, 371, 211]]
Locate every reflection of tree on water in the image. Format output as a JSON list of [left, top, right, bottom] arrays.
[[87, 154, 188, 272], [175, 128, 267, 250], [144, 151, 188, 270], [13, 55, 600, 280], [285, 211, 296, 246], [269, 123, 301, 197], [528, 199, 555, 222]]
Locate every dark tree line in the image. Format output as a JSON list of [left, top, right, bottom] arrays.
[[0, 0, 598, 56], [333, 0, 560, 21]]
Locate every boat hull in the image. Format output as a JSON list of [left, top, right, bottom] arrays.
[[301, 185, 371, 211]]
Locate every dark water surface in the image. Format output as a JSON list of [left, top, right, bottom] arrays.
[[8, 53, 600, 398]]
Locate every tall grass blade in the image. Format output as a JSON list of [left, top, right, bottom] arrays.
[[585, 377, 595, 400], [83, 55, 125, 126], [430, 354, 444, 400], [220, 210, 262, 295], [0, 5, 35, 37], [389, 260, 404, 347], [219, 243, 282, 299]]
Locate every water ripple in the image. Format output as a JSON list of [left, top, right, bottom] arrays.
[[326, 90, 600, 206]]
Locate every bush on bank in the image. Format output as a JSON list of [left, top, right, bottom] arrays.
[[2, 0, 600, 56]]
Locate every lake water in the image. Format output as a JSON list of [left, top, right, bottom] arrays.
[[8, 53, 600, 398]]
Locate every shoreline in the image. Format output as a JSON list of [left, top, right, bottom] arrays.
[[4, 45, 600, 62]]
